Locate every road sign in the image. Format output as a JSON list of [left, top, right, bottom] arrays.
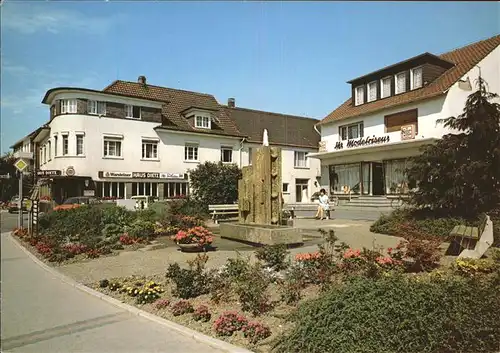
[[14, 159, 28, 172]]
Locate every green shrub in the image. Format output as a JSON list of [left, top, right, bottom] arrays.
[[148, 202, 172, 221], [225, 256, 250, 281], [101, 206, 134, 228], [234, 263, 271, 316], [273, 274, 500, 353], [125, 219, 155, 240], [255, 244, 290, 271], [169, 198, 208, 219], [165, 255, 209, 299], [370, 209, 463, 238], [102, 223, 122, 239]]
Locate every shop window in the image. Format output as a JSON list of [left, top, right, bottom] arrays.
[[384, 159, 415, 194], [329, 164, 361, 195], [131, 182, 158, 197], [164, 182, 189, 199], [95, 182, 125, 199]]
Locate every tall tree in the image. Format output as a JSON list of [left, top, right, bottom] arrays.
[[407, 77, 500, 217]]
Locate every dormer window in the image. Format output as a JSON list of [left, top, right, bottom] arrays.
[[125, 105, 141, 119], [381, 77, 391, 98], [411, 66, 423, 89], [195, 115, 211, 129], [367, 81, 377, 102], [395, 72, 407, 94], [354, 86, 365, 106]]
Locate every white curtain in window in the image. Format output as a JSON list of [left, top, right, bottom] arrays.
[[330, 164, 360, 194], [368, 82, 377, 101], [355, 86, 364, 105], [396, 73, 406, 93], [382, 78, 391, 98], [412, 67, 423, 88]]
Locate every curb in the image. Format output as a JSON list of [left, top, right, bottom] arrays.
[[4, 232, 254, 353]]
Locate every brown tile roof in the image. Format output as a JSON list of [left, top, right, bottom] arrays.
[[320, 34, 500, 125], [222, 106, 320, 149], [103, 81, 244, 137]]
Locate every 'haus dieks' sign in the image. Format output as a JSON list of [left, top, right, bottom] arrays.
[[334, 135, 390, 150]]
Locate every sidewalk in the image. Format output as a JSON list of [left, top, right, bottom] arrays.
[[1, 232, 240, 353]]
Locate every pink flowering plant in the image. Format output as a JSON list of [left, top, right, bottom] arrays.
[[172, 226, 214, 247], [243, 321, 272, 344], [213, 311, 248, 336]]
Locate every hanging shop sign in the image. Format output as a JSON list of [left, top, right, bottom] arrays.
[[334, 135, 390, 150], [100, 171, 185, 180], [37, 170, 62, 177]]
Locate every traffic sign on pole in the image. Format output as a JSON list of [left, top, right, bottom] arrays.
[[14, 159, 28, 172]]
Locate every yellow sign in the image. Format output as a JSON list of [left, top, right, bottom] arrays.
[[14, 159, 28, 172]]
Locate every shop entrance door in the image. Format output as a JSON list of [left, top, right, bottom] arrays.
[[372, 162, 385, 195]]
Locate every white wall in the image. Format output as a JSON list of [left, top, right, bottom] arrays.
[[39, 113, 321, 203], [319, 46, 500, 153]]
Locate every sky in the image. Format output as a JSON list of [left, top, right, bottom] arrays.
[[1, 0, 499, 153]]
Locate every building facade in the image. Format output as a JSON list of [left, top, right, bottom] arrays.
[[18, 76, 321, 204], [310, 35, 500, 197]]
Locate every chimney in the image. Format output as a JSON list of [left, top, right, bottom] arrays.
[[228, 98, 235, 108], [138, 75, 147, 84]]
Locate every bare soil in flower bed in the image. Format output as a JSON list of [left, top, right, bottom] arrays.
[[88, 273, 321, 353]]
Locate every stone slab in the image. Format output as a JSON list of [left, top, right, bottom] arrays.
[[220, 223, 303, 246]]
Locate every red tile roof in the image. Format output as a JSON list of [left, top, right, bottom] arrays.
[[319, 34, 500, 125], [103, 81, 244, 137]]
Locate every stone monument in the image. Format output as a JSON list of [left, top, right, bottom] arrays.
[[220, 130, 303, 246]]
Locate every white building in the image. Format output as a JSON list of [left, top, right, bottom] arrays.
[[309, 35, 500, 200], [14, 76, 321, 204]]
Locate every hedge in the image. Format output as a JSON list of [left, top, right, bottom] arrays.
[[273, 274, 500, 353]]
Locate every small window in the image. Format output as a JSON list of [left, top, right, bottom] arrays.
[[283, 183, 289, 193], [294, 151, 308, 168], [411, 66, 423, 89], [142, 140, 158, 159], [47, 141, 51, 160], [88, 100, 106, 115], [339, 122, 364, 141], [61, 99, 77, 114], [195, 116, 211, 129], [185, 144, 199, 161], [381, 77, 391, 98], [125, 105, 141, 119], [103, 138, 122, 157], [54, 135, 58, 156], [395, 72, 407, 94], [367, 81, 377, 102], [355, 85, 365, 106], [62, 134, 69, 155], [248, 147, 253, 165], [221, 146, 233, 163], [76, 135, 84, 156]]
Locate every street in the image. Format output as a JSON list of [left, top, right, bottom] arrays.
[[0, 223, 233, 353], [0, 211, 28, 233]]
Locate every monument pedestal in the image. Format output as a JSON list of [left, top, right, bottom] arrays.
[[220, 223, 302, 246]]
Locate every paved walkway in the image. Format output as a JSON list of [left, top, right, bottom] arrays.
[[0, 232, 234, 353], [58, 219, 402, 284]]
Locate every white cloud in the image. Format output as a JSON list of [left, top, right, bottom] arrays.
[[2, 3, 127, 35]]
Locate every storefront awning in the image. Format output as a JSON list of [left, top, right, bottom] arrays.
[[308, 137, 438, 164]]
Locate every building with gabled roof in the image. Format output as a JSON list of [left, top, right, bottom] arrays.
[[309, 35, 500, 201]]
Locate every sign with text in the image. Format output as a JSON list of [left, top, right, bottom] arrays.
[[101, 171, 185, 180], [37, 170, 62, 177], [334, 135, 390, 150]]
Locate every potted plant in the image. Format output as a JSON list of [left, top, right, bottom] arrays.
[[172, 226, 214, 252]]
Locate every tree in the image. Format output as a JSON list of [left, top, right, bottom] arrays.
[[406, 77, 500, 217], [0, 152, 35, 201], [188, 161, 242, 206]]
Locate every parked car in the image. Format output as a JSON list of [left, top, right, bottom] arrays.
[[7, 196, 29, 213], [53, 196, 100, 211]]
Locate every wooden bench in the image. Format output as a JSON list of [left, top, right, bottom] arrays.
[[208, 204, 239, 224], [449, 214, 490, 257], [458, 214, 494, 259]]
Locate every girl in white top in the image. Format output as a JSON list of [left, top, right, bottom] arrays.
[[315, 188, 330, 220]]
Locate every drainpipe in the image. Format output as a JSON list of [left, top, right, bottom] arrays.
[[238, 137, 247, 168], [313, 123, 321, 136]]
